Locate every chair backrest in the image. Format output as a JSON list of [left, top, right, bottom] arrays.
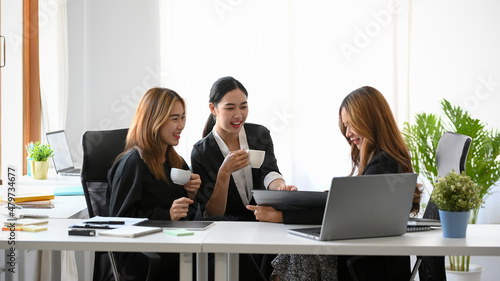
[[81, 128, 128, 218], [435, 132, 472, 179], [423, 131, 472, 219]]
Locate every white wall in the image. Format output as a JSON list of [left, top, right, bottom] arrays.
[[159, 0, 401, 190], [66, 0, 500, 207], [66, 0, 161, 166]]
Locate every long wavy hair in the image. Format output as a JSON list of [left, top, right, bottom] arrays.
[[339, 86, 421, 214], [119, 87, 185, 182]]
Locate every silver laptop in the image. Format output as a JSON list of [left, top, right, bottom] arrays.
[[288, 173, 417, 241], [46, 130, 81, 176]]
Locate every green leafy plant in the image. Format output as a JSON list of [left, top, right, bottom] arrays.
[[403, 99, 500, 222], [432, 171, 483, 272], [403, 99, 500, 272], [432, 170, 482, 212], [26, 141, 54, 161]]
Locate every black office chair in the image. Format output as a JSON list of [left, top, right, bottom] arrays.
[[81, 129, 160, 281], [417, 131, 472, 281]]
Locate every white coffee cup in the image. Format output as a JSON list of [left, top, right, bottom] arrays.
[[247, 149, 265, 168], [170, 168, 192, 185]]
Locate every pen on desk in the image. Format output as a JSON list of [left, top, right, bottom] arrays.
[[83, 221, 125, 225], [83, 224, 112, 229]]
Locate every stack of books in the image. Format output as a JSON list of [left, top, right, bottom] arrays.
[[3, 218, 49, 232], [406, 218, 441, 232], [12, 194, 55, 209]]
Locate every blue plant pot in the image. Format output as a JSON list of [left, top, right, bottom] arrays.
[[439, 210, 470, 238]]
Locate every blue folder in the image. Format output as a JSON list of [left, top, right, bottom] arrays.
[[53, 186, 84, 196]]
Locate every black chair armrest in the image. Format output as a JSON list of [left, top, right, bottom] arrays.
[[142, 252, 161, 280]]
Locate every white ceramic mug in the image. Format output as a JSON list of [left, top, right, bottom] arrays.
[[248, 149, 265, 168], [170, 168, 192, 185]]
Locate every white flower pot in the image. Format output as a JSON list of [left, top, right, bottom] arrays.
[[445, 264, 484, 281]]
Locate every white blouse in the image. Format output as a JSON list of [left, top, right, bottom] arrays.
[[212, 126, 283, 205]]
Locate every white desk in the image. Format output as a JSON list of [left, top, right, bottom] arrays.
[[3, 220, 500, 281], [0, 219, 211, 281], [18, 170, 81, 187], [0, 185, 87, 220], [202, 222, 500, 280], [0, 180, 88, 281]]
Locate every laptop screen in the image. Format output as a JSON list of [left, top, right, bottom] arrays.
[[46, 130, 74, 172]]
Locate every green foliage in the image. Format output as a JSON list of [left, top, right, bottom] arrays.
[[27, 141, 54, 161], [403, 98, 500, 221], [432, 171, 483, 212], [440, 100, 500, 206], [402, 113, 444, 194], [403, 99, 500, 272]]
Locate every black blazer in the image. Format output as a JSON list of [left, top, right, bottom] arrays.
[[337, 149, 411, 281], [107, 149, 197, 220], [191, 123, 282, 221]]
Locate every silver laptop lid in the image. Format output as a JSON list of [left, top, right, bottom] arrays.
[[46, 130, 76, 173], [319, 173, 417, 241]]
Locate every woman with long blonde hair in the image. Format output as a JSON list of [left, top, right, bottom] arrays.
[[107, 87, 201, 280]]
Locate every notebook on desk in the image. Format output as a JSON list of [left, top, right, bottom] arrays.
[[288, 173, 417, 241], [46, 130, 81, 176]]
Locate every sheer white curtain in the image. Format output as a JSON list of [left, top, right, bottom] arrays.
[[39, 0, 69, 134], [159, 0, 399, 190], [38, 1, 76, 280]]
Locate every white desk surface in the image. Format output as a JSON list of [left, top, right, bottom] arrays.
[[18, 170, 81, 187], [0, 185, 88, 219], [1, 220, 499, 281], [4, 220, 499, 256], [0, 218, 209, 253], [202, 221, 500, 256]]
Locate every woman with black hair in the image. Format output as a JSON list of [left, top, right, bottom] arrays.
[[191, 76, 297, 222], [191, 76, 307, 280]]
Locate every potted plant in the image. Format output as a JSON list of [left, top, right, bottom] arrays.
[[433, 171, 485, 280], [26, 141, 54, 179], [402, 99, 500, 215], [403, 99, 499, 279], [432, 170, 482, 238]]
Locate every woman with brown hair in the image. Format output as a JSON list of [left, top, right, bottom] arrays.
[[107, 87, 201, 280], [269, 86, 422, 281]]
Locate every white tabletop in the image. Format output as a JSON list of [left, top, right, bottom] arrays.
[[202, 221, 500, 256], [1, 220, 499, 281], [0, 185, 88, 219], [4, 220, 499, 256], [0, 218, 209, 253], [18, 170, 81, 186]]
